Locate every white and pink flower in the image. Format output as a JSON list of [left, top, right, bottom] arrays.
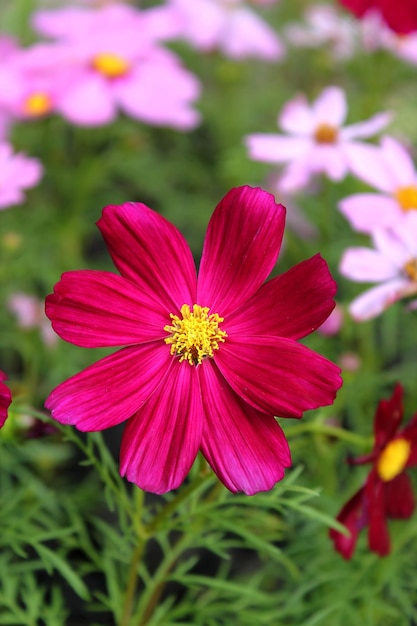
[[0, 142, 43, 209], [246, 86, 391, 192], [340, 212, 417, 320]]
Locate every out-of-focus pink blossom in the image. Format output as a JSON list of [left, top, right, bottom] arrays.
[[8, 293, 57, 347], [0, 142, 43, 209], [167, 0, 284, 60], [246, 86, 391, 192], [31, 4, 200, 129], [340, 213, 417, 320], [0, 35, 20, 137], [318, 303, 344, 335], [285, 4, 357, 60], [340, 136, 417, 234]]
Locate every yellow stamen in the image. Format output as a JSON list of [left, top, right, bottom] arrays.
[[92, 53, 130, 79], [314, 123, 338, 144], [404, 258, 417, 281], [395, 185, 417, 212], [164, 304, 227, 366], [377, 437, 411, 482], [23, 92, 52, 117]]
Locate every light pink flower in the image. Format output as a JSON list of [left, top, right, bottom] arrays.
[[167, 0, 284, 60], [340, 136, 417, 234], [31, 4, 200, 129], [0, 371, 11, 428], [0, 142, 43, 209], [45, 186, 342, 495], [246, 86, 391, 192], [340, 212, 417, 320], [285, 4, 357, 60], [8, 293, 57, 347]]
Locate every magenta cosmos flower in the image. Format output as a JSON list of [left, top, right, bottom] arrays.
[[0, 371, 11, 428], [330, 384, 417, 559], [45, 186, 342, 494], [245, 86, 391, 192]]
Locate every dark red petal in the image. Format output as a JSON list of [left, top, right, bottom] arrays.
[[329, 486, 367, 560], [373, 384, 404, 450], [0, 371, 11, 428], [46, 270, 169, 348], [385, 473, 415, 519], [197, 186, 285, 317], [366, 471, 391, 556], [226, 254, 336, 340], [214, 336, 342, 418], [401, 414, 417, 466], [97, 202, 197, 312], [120, 361, 203, 494], [198, 360, 291, 495], [45, 343, 172, 431]]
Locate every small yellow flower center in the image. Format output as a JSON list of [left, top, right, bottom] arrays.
[[404, 258, 417, 281], [92, 53, 130, 79], [164, 304, 227, 366], [314, 123, 338, 144], [377, 437, 411, 482], [395, 185, 417, 212], [23, 92, 52, 117]]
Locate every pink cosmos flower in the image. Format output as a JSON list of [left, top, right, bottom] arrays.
[[340, 137, 417, 234], [285, 4, 357, 60], [45, 186, 342, 495], [166, 0, 284, 60], [0, 142, 43, 209], [245, 86, 391, 192], [0, 371, 11, 428], [31, 4, 200, 129], [330, 384, 417, 559], [340, 212, 417, 320]]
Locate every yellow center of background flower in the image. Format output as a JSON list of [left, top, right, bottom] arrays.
[[92, 53, 130, 79], [23, 92, 52, 117], [395, 185, 417, 211], [314, 123, 338, 144], [404, 258, 417, 281], [377, 437, 411, 481], [164, 304, 227, 366]]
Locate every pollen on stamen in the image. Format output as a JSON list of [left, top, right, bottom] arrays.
[[23, 92, 52, 117], [164, 304, 227, 366], [377, 437, 411, 482], [92, 53, 130, 79], [314, 123, 338, 144], [395, 185, 417, 212]]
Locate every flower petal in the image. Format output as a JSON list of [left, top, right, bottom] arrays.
[[226, 254, 336, 340], [339, 193, 401, 234], [197, 186, 285, 316], [198, 360, 291, 494], [348, 279, 411, 321], [59, 73, 117, 126], [279, 94, 315, 135], [45, 343, 171, 431], [339, 247, 398, 283], [385, 473, 415, 519], [0, 371, 11, 428], [341, 111, 392, 140], [329, 486, 366, 560], [366, 471, 390, 556], [245, 134, 309, 162], [120, 361, 203, 494], [46, 270, 169, 348], [97, 202, 197, 312], [214, 336, 342, 418], [313, 86, 347, 127], [373, 383, 404, 447]]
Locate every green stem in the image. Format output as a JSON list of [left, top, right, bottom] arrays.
[[285, 421, 372, 448], [119, 537, 147, 626]]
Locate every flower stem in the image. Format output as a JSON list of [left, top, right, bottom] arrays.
[[285, 420, 372, 448]]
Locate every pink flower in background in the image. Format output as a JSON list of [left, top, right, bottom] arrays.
[[31, 4, 200, 129], [245, 86, 391, 192], [0, 142, 43, 209], [361, 10, 417, 64], [167, 0, 284, 60], [45, 186, 342, 495], [8, 293, 57, 347], [0, 371, 11, 428], [340, 212, 417, 320], [339, 136, 417, 233], [330, 384, 417, 559], [318, 303, 344, 336], [285, 4, 357, 60]]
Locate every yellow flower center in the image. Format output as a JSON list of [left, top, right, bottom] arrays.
[[164, 304, 227, 366], [92, 53, 130, 79], [23, 92, 52, 117], [377, 437, 411, 482], [404, 258, 417, 281], [314, 123, 338, 144], [395, 185, 417, 212]]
